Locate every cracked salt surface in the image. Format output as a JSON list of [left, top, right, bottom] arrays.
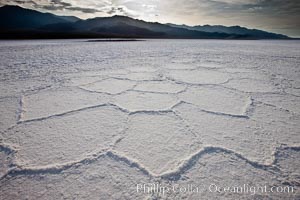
[[163, 62, 198, 70], [179, 86, 251, 116], [253, 93, 300, 114], [113, 72, 160, 81], [249, 102, 300, 146], [0, 97, 19, 132], [112, 91, 178, 112], [0, 145, 15, 178], [0, 156, 151, 200], [63, 76, 105, 87], [127, 66, 158, 72], [3, 106, 127, 167], [114, 113, 202, 175], [163, 148, 299, 200], [168, 69, 231, 85], [286, 87, 300, 97], [174, 103, 276, 164], [134, 81, 186, 94], [0, 40, 299, 199], [224, 78, 279, 93], [21, 87, 110, 121], [80, 78, 136, 94]]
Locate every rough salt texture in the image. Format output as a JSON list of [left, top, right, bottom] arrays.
[[3, 106, 128, 167], [80, 78, 136, 95], [20, 87, 110, 122], [114, 113, 202, 175], [0, 40, 299, 199], [0, 97, 19, 132], [178, 86, 251, 116], [167, 69, 231, 85], [112, 91, 178, 112], [224, 78, 279, 93], [134, 81, 186, 94]]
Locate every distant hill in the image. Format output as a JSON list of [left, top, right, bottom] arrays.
[[57, 16, 80, 23], [167, 24, 288, 39], [0, 5, 289, 39], [69, 15, 239, 39], [0, 5, 79, 30]]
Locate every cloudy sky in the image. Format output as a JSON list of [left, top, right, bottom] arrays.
[[1, 0, 300, 37]]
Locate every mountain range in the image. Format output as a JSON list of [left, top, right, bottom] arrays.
[[0, 5, 289, 39]]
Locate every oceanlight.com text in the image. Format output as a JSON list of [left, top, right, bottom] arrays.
[[136, 183, 296, 196]]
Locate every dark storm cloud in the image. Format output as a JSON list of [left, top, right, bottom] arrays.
[[0, 0, 101, 13], [106, 6, 138, 18], [64, 6, 99, 13], [49, 0, 71, 7], [0, 0, 37, 6], [107, 7, 126, 15], [107, 7, 121, 15]]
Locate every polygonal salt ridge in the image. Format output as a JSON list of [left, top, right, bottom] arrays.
[[127, 66, 158, 73], [62, 69, 130, 81], [79, 77, 136, 95], [197, 62, 225, 69], [275, 146, 300, 176], [0, 155, 151, 200], [20, 87, 110, 122], [113, 112, 203, 175], [248, 99, 297, 124], [0, 97, 19, 132], [112, 91, 179, 113], [0, 79, 52, 98], [134, 80, 186, 94], [162, 152, 292, 200], [163, 62, 199, 70], [246, 101, 300, 146], [289, 80, 300, 88], [111, 72, 163, 81], [178, 85, 252, 117], [217, 67, 265, 77], [173, 102, 277, 165], [167, 68, 232, 85], [223, 78, 280, 93], [281, 79, 300, 96], [63, 75, 107, 87], [2, 105, 128, 168], [285, 87, 300, 97], [224, 68, 275, 83], [0, 144, 17, 179], [253, 93, 300, 115], [92, 69, 131, 76]]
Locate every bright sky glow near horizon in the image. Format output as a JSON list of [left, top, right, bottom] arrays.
[[1, 0, 300, 37]]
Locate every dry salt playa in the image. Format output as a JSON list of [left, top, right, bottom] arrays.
[[0, 39, 299, 199]]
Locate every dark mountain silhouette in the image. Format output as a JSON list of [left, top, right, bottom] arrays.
[[0, 5, 79, 30], [167, 23, 288, 39], [67, 15, 239, 39], [0, 5, 289, 39], [57, 16, 80, 23]]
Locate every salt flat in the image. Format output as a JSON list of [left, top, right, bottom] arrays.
[[0, 39, 299, 199]]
